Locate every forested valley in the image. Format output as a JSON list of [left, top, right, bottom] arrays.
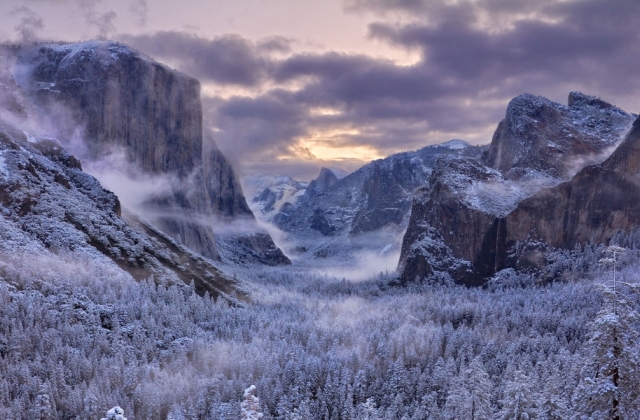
[[3, 233, 640, 419]]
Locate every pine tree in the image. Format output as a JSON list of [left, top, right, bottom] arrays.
[[241, 385, 264, 420], [537, 374, 569, 420], [466, 358, 494, 420], [573, 246, 640, 419], [444, 358, 493, 419], [496, 370, 539, 420]]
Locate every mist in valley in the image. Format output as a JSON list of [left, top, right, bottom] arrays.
[[2, 233, 640, 418]]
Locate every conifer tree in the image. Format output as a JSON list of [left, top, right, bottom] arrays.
[[496, 370, 539, 420], [573, 246, 640, 419], [466, 358, 494, 420], [241, 385, 264, 420]]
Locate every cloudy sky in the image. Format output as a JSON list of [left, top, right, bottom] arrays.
[[2, 0, 639, 180]]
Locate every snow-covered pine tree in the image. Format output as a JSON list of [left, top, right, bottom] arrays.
[[496, 370, 539, 420], [241, 385, 264, 420], [466, 358, 494, 419], [101, 406, 127, 420], [537, 373, 569, 420], [573, 246, 640, 419], [444, 358, 493, 419]]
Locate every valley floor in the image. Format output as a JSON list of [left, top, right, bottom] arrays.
[[1, 244, 639, 419]]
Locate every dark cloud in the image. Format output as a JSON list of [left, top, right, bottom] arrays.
[[120, 1, 640, 180], [120, 31, 272, 86], [256, 36, 293, 54]]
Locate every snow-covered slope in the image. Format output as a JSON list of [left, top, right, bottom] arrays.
[[0, 50, 247, 302]]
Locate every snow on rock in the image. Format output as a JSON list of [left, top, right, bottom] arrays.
[[485, 92, 635, 180], [244, 174, 308, 219], [12, 41, 290, 267], [436, 139, 471, 150], [399, 91, 637, 286], [0, 152, 8, 180]]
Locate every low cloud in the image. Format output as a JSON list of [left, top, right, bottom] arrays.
[[11, 6, 44, 43], [15, 0, 637, 182]]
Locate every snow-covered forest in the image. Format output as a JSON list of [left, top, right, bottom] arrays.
[[2, 234, 640, 419]]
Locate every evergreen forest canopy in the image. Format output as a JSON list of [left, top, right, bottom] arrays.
[[2, 232, 640, 419]]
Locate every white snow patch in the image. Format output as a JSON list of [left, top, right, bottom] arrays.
[[327, 167, 349, 179], [437, 139, 471, 150]]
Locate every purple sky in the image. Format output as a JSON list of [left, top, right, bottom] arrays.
[[3, 0, 639, 180]]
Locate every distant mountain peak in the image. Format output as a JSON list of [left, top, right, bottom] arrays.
[[436, 139, 471, 150]]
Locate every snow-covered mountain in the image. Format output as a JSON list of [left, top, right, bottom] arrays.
[[247, 140, 483, 276], [399, 92, 637, 285], [244, 174, 308, 220], [10, 41, 289, 267], [0, 59, 246, 301]]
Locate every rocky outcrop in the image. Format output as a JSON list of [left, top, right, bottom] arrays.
[[11, 41, 289, 266], [398, 93, 636, 285], [484, 92, 633, 179], [0, 67, 247, 302], [501, 115, 640, 257], [305, 167, 346, 197]]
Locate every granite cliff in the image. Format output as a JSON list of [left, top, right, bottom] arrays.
[[0, 61, 247, 301], [11, 41, 289, 266], [398, 93, 636, 284]]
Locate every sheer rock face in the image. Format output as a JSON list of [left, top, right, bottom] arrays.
[[484, 92, 634, 180], [13, 41, 289, 266], [503, 116, 640, 254], [16, 42, 202, 176], [398, 93, 636, 285], [0, 68, 247, 302]]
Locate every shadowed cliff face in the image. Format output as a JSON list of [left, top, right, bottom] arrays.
[[397, 157, 505, 285], [398, 93, 636, 285], [0, 66, 248, 302], [12, 41, 289, 266], [502, 116, 640, 256]]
